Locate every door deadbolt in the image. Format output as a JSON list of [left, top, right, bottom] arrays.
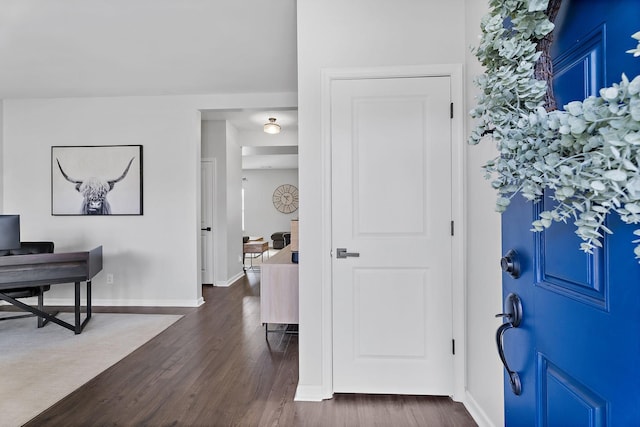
[[500, 249, 521, 279]]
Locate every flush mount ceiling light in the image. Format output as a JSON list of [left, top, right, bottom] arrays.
[[263, 117, 281, 134]]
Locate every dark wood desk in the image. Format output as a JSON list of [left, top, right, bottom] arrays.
[[0, 246, 103, 334]]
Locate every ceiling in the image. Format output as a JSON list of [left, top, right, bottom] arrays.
[[200, 108, 298, 132], [0, 0, 298, 99], [0, 0, 299, 169], [203, 108, 298, 169], [202, 108, 298, 170]]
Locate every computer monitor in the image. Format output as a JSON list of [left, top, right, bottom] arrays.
[[0, 215, 20, 250]]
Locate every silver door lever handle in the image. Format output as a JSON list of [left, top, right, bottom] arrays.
[[336, 248, 360, 259]]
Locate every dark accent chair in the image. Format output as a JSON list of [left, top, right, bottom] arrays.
[[0, 241, 55, 327], [270, 232, 291, 250]]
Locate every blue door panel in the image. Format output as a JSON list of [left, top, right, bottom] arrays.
[[537, 195, 606, 308], [501, 1, 640, 425], [538, 194, 598, 288], [552, 25, 604, 108], [538, 227, 604, 305], [504, 200, 640, 426], [551, 0, 639, 86], [501, 197, 537, 424], [535, 216, 640, 425], [538, 354, 607, 427]]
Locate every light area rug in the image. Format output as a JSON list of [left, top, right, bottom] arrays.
[[0, 312, 182, 427]]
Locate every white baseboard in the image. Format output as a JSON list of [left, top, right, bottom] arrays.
[[215, 271, 244, 287], [463, 390, 497, 427], [294, 385, 330, 402]]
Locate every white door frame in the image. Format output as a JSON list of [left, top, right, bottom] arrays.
[[319, 64, 466, 401]]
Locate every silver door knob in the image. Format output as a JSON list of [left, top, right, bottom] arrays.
[[336, 248, 360, 258]]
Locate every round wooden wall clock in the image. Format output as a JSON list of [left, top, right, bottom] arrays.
[[272, 184, 299, 214]]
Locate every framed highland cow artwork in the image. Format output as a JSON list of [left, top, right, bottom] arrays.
[[51, 145, 143, 216]]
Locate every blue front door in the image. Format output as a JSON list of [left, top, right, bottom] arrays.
[[501, 1, 640, 425]]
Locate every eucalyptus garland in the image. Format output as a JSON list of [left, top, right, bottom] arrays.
[[469, 0, 640, 260]]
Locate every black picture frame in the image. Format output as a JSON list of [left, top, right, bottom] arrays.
[[51, 145, 143, 216]]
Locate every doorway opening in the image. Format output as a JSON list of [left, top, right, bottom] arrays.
[[199, 107, 298, 287]]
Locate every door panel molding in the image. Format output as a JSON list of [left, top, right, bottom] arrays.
[[353, 268, 430, 359], [552, 24, 605, 108], [534, 196, 608, 310], [311, 64, 465, 401], [537, 353, 607, 427], [351, 96, 430, 236]]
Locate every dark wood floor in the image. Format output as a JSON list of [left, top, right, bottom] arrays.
[[24, 273, 477, 427]]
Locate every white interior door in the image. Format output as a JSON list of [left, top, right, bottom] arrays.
[[201, 159, 215, 284], [331, 76, 453, 395]]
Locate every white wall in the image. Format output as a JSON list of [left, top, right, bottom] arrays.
[[297, 0, 465, 389], [2, 92, 297, 305], [202, 121, 226, 284], [203, 120, 228, 286], [464, 2, 504, 426], [202, 120, 244, 286], [242, 168, 299, 243], [225, 122, 244, 281], [297, 0, 503, 425], [0, 101, 3, 213]]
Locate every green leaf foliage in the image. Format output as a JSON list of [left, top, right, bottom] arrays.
[[469, 0, 640, 261]]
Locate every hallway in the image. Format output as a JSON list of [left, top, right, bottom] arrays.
[[26, 274, 476, 426]]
